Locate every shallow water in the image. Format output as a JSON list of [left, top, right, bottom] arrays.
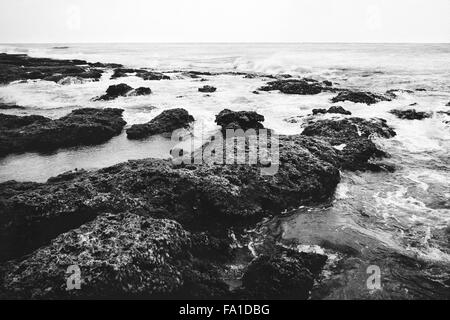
[[0, 43, 449, 298]]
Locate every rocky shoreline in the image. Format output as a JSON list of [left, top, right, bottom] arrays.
[[0, 52, 420, 299]]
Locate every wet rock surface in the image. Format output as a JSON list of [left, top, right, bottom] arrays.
[[215, 109, 265, 131], [0, 212, 229, 299], [302, 117, 396, 171], [0, 103, 26, 110], [331, 90, 391, 105], [390, 109, 432, 120], [0, 53, 105, 84], [0, 108, 126, 157], [239, 250, 327, 299], [126, 108, 194, 139], [312, 106, 352, 115], [111, 68, 170, 80], [198, 85, 217, 93], [95, 83, 133, 100], [258, 79, 324, 95]]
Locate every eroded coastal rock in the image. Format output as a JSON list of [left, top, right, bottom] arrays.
[[302, 117, 396, 171], [0, 108, 126, 157], [0, 212, 229, 299], [0, 103, 26, 110], [126, 108, 194, 139], [111, 68, 170, 80], [94, 83, 133, 100], [0, 133, 342, 261], [312, 106, 352, 116], [215, 109, 265, 131], [239, 250, 327, 299], [390, 109, 432, 120], [198, 85, 217, 93], [0, 53, 106, 84], [331, 91, 391, 105], [258, 79, 324, 95]]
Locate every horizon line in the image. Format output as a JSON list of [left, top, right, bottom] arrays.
[[1, 41, 449, 45]]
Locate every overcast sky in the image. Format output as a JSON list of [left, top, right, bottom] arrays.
[[0, 0, 449, 43]]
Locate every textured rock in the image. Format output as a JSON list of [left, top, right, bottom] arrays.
[[390, 109, 432, 120], [0, 133, 341, 261], [302, 117, 396, 171], [215, 109, 265, 131], [95, 83, 133, 100], [0, 212, 228, 299], [0, 108, 126, 157], [312, 106, 352, 116], [331, 91, 391, 105], [0, 53, 104, 84], [111, 68, 170, 80], [130, 87, 152, 96], [126, 108, 194, 139], [259, 79, 323, 95], [239, 251, 327, 299], [0, 103, 26, 110], [198, 85, 217, 93]]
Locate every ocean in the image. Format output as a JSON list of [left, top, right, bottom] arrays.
[[0, 43, 449, 298]]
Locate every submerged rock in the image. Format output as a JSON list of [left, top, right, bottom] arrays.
[[258, 79, 323, 95], [198, 85, 217, 93], [95, 83, 133, 100], [239, 251, 327, 299], [0, 108, 126, 157], [130, 87, 152, 96], [57, 76, 85, 85], [390, 109, 432, 120], [302, 117, 396, 171], [215, 109, 265, 131], [312, 106, 352, 116], [0, 103, 26, 110], [0, 212, 228, 299], [111, 68, 170, 80], [446, 101, 450, 107], [331, 91, 391, 105], [0, 53, 104, 84], [126, 108, 194, 139]]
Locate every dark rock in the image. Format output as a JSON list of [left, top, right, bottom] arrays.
[[302, 117, 396, 171], [331, 91, 391, 105], [110, 68, 170, 81], [390, 109, 432, 120], [0, 134, 341, 261], [95, 83, 133, 100], [198, 85, 217, 93], [259, 79, 323, 95], [239, 251, 327, 299], [215, 109, 265, 131], [0, 108, 126, 157], [323, 80, 332, 86], [138, 71, 170, 81], [415, 88, 427, 92], [0, 103, 26, 110], [0, 212, 228, 299], [312, 106, 352, 115], [446, 102, 450, 107], [126, 108, 194, 139], [89, 62, 123, 68], [0, 53, 105, 84], [130, 87, 152, 96]]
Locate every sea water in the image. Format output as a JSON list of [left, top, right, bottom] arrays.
[[0, 43, 449, 298]]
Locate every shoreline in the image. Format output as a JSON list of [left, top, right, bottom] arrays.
[[0, 52, 449, 299]]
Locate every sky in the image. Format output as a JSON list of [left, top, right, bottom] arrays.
[[0, 0, 449, 43]]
